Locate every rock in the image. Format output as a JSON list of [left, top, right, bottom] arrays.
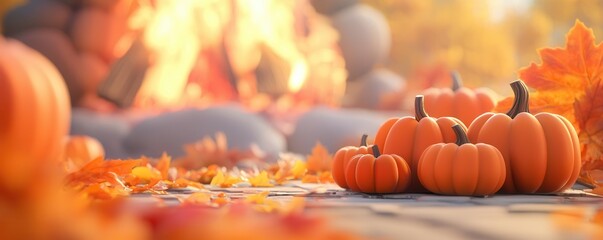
[[70, 108, 131, 159], [3, 0, 72, 36], [331, 4, 391, 81], [124, 105, 286, 160], [288, 107, 389, 154], [343, 68, 406, 109], [309, 0, 358, 15]]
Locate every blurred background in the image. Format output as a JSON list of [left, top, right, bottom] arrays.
[[1, 0, 601, 159]]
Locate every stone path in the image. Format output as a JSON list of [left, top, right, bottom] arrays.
[[131, 182, 603, 239]]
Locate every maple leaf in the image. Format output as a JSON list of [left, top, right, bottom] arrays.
[[175, 132, 264, 169], [497, 20, 603, 169], [155, 153, 171, 180], [305, 143, 332, 173], [66, 158, 144, 186], [209, 170, 242, 188], [248, 171, 274, 187]]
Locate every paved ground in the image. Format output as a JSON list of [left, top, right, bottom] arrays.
[[132, 182, 603, 240]]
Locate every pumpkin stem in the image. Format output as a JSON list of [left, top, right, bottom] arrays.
[[360, 134, 368, 147], [506, 80, 530, 118], [452, 125, 470, 145], [451, 71, 462, 91], [414, 95, 429, 121], [372, 145, 381, 158]]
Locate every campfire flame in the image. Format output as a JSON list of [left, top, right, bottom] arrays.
[[126, 0, 346, 109]]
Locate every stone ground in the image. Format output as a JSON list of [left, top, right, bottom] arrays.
[[130, 182, 603, 240]]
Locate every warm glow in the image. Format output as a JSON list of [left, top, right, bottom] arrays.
[[129, 0, 345, 109]]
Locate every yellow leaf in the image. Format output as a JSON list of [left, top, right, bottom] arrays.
[[291, 160, 307, 179], [131, 166, 161, 181], [248, 171, 274, 187], [245, 191, 269, 204], [210, 170, 242, 188]]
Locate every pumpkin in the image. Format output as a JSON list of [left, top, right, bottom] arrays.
[[374, 95, 466, 192], [418, 125, 506, 196], [467, 80, 581, 193], [421, 71, 497, 126], [332, 134, 372, 188], [61, 135, 105, 172], [344, 145, 410, 193], [0, 37, 71, 192]]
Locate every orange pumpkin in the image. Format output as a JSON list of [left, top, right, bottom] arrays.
[[467, 80, 581, 193], [61, 135, 105, 172], [332, 134, 372, 189], [0, 37, 71, 192], [418, 125, 506, 196], [374, 95, 466, 192], [344, 145, 411, 193], [421, 71, 497, 126]]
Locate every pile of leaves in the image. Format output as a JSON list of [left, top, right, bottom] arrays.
[[495, 20, 603, 193], [0, 135, 360, 240]]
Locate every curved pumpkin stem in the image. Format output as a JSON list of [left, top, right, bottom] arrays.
[[372, 145, 381, 158], [360, 134, 368, 147], [506, 80, 530, 118], [452, 125, 470, 145], [451, 71, 462, 92], [414, 95, 429, 121]]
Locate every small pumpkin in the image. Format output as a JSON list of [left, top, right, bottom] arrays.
[[332, 134, 372, 188], [418, 125, 506, 196], [467, 80, 581, 194], [0, 37, 71, 193], [344, 145, 411, 193], [374, 95, 466, 192], [421, 71, 497, 126]]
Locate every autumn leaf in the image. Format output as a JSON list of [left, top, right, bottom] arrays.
[[305, 143, 332, 173], [210, 170, 242, 188], [496, 20, 603, 169], [248, 171, 274, 187], [155, 153, 171, 180], [175, 132, 264, 169], [66, 158, 144, 186]]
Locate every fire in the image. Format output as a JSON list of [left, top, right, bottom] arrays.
[[125, 0, 346, 109]]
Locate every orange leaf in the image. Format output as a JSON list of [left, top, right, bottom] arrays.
[[155, 152, 171, 180], [66, 158, 144, 186], [507, 20, 603, 173], [305, 143, 332, 173]]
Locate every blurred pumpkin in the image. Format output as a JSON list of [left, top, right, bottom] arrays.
[[374, 95, 465, 192], [421, 71, 497, 126], [418, 125, 506, 196], [467, 80, 581, 193], [0, 37, 71, 193], [332, 134, 372, 188], [344, 145, 410, 193], [61, 135, 105, 173]]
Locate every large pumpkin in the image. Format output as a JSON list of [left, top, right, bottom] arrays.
[[332, 134, 372, 188], [344, 145, 411, 193], [0, 37, 71, 193], [418, 125, 506, 196], [421, 71, 497, 126], [374, 95, 466, 192], [467, 80, 580, 193]]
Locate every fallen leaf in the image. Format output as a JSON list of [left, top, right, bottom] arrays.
[[496, 20, 603, 178], [175, 132, 264, 169], [306, 143, 332, 173], [248, 171, 274, 187], [210, 170, 242, 188]]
